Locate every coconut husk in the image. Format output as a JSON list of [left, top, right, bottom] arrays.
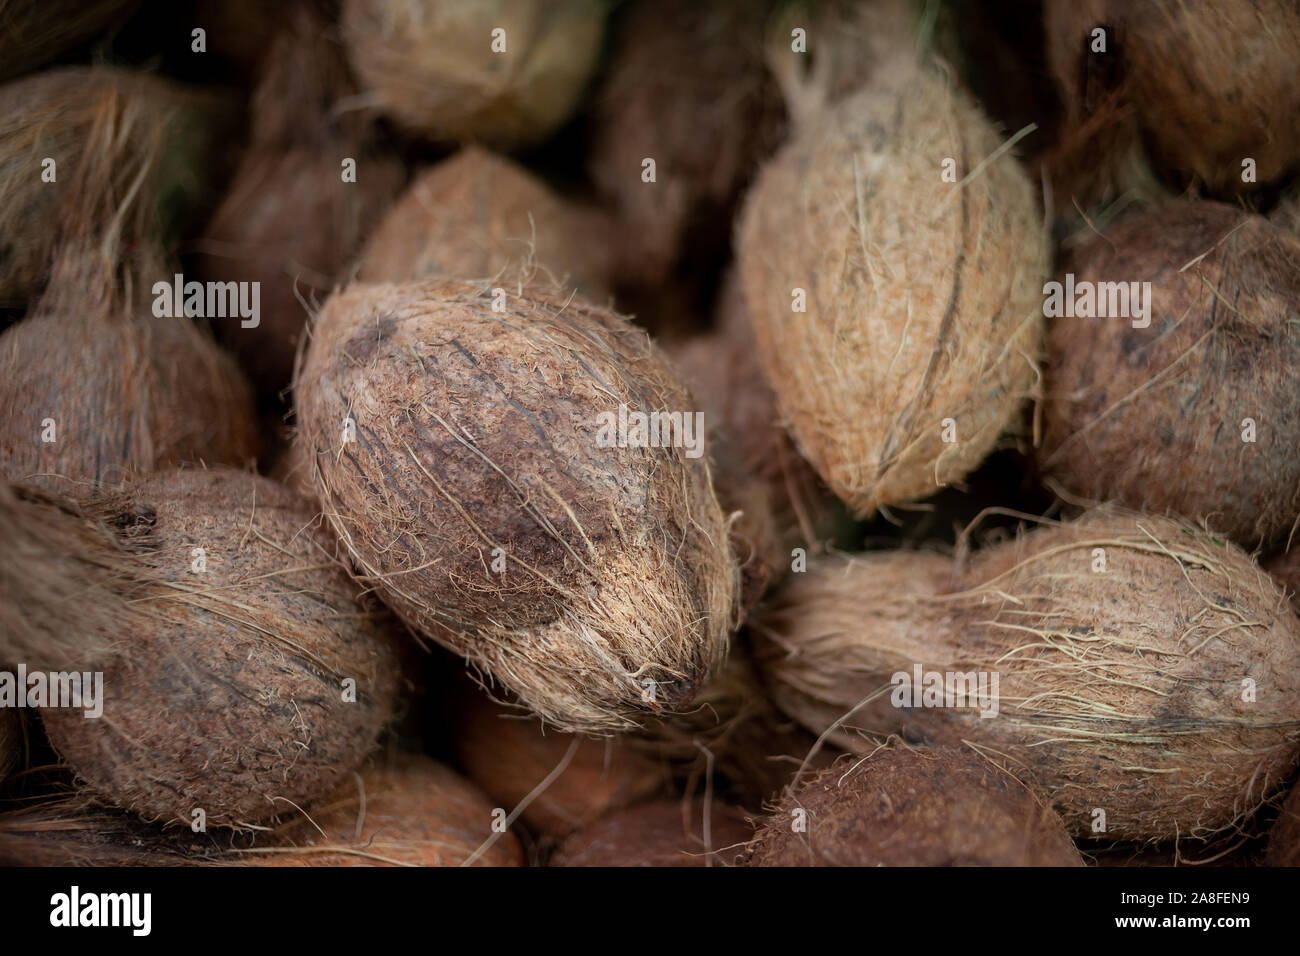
[[0, 709, 19, 781], [752, 507, 1300, 842], [0, 67, 231, 308], [1267, 780, 1300, 866], [192, 3, 406, 402], [295, 278, 740, 733], [1265, 550, 1300, 613], [1041, 201, 1300, 549], [450, 679, 669, 838], [0, 240, 260, 490], [588, 0, 785, 289], [0, 1, 140, 82], [0, 793, 207, 866], [230, 753, 524, 866], [1273, 190, 1300, 237], [548, 798, 752, 867], [40, 467, 404, 828], [0, 481, 137, 670], [746, 746, 1083, 866], [737, 50, 1047, 517], [355, 146, 615, 300], [1044, 0, 1300, 198], [340, 0, 606, 150], [665, 270, 836, 603]]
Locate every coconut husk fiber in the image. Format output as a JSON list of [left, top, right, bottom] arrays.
[[340, 0, 606, 150], [1273, 190, 1300, 238], [0, 480, 137, 670], [548, 798, 752, 867], [40, 467, 403, 828], [355, 146, 615, 300], [0, 1, 140, 82], [0, 708, 19, 781], [192, 2, 405, 402], [0, 240, 259, 490], [0, 793, 206, 867], [0, 66, 231, 309], [665, 270, 837, 605], [450, 679, 669, 838], [1041, 201, 1300, 549], [1267, 780, 1300, 866], [587, 0, 785, 290], [752, 507, 1300, 843], [746, 746, 1083, 866], [295, 279, 739, 733], [737, 49, 1047, 517], [1044, 0, 1300, 198], [231, 753, 524, 866]]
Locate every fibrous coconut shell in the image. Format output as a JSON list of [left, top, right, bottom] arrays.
[[745, 747, 1083, 866]]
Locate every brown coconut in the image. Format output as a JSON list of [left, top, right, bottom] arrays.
[[0, 481, 137, 669], [0, 241, 259, 490], [666, 270, 835, 603], [295, 279, 739, 733], [192, 3, 405, 402], [0, 1, 140, 82], [746, 747, 1083, 866], [587, 0, 785, 289], [450, 681, 668, 838], [40, 468, 402, 828], [737, 50, 1047, 516], [1267, 780, 1300, 866], [752, 508, 1300, 842], [1041, 201, 1300, 548], [235, 754, 524, 866], [1045, 0, 1300, 198], [549, 799, 752, 867], [341, 0, 605, 150], [0, 67, 230, 308], [355, 145, 615, 298]]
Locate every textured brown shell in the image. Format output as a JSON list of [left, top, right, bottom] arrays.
[[737, 53, 1046, 515], [355, 145, 614, 299], [296, 279, 738, 732], [1042, 201, 1300, 548], [548, 799, 752, 867], [1045, 0, 1300, 196], [745, 747, 1083, 866], [451, 682, 668, 837], [587, 0, 785, 288], [41, 468, 402, 827], [237, 754, 523, 866], [753, 508, 1300, 842], [0, 246, 259, 491], [341, 0, 605, 150]]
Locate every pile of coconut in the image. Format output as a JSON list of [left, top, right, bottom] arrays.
[[2, 0, 1299, 869]]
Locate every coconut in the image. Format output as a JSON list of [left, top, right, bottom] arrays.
[[40, 467, 403, 828], [0, 67, 230, 309], [234, 754, 524, 866], [0, 241, 259, 490], [548, 799, 751, 867], [1273, 190, 1300, 238], [746, 747, 1082, 866], [736, 51, 1047, 516], [340, 0, 606, 150], [587, 0, 785, 289], [192, 3, 406, 402], [0, 481, 136, 669], [0, 1, 140, 82], [665, 270, 835, 603], [1041, 201, 1300, 548], [295, 279, 739, 732], [1266, 550, 1300, 612], [450, 680, 668, 838], [1044, 0, 1300, 197], [355, 145, 615, 298], [1267, 781, 1300, 866], [752, 508, 1300, 842]]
